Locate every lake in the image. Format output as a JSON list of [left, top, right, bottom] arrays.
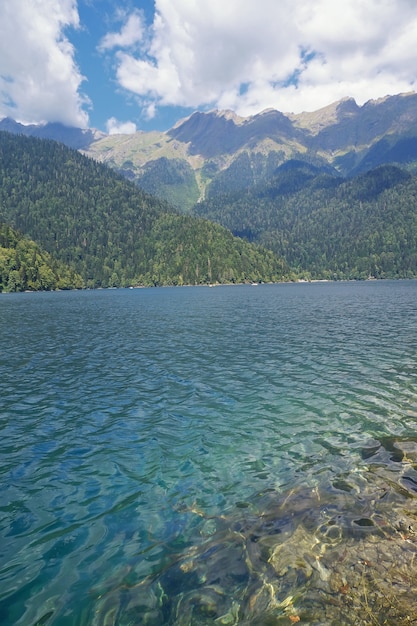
[[2, 281, 417, 624]]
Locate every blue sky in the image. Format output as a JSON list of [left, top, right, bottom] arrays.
[[1, 0, 417, 134], [70, 0, 198, 131]]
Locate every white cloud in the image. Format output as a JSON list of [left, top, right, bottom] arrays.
[[98, 10, 144, 52], [106, 117, 137, 135], [105, 0, 417, 117], [4, 0, 417, 130], [0, 0, 88, 127]]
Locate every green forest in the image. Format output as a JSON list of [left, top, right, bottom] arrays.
[[0, 223, 83, 292], [194, 160, 417, 280], [0, 132, 289, 291], [3, 130, 417, 291]]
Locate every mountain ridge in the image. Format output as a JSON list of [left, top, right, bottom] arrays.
[[3, 113, 417, 283], [2, 92, 417, 209], [0, 117, 106, 149]]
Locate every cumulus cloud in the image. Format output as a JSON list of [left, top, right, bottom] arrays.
[[3, 0, 417, 130], [0, 0, 88, 127], [106, 117, 137, 135], [98, 10, 144, 52], [104, 0, 417, 117]]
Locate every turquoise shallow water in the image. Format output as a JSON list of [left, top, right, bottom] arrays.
[[2, 282, 417, 624]]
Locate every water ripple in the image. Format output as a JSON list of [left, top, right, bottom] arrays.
[[2, 282, 417, 624]]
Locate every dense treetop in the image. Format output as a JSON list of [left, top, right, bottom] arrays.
[[0, 223, 83, 292], [193, 161, 417, 280], [0, 132, 289, 288]]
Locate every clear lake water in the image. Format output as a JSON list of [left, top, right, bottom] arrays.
[[2, 282, 417, 624]]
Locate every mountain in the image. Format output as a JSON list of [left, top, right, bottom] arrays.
[[0, 117, 105, 150], [4, 94, 417, 283], [194, 160, 417, 280], [0, 131, 289, 288], [167, 108, 300, 157], [3, 93, 417, 211], [82, 92, 417, 209]]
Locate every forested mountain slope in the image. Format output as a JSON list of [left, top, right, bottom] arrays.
[[0, 132, 289, 287], [193, 161, 417, 280]]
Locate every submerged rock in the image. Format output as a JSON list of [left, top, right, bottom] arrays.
[[92, 437, 417, 625]]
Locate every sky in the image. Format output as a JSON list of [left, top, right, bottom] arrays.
[[1, 0, 417, 134]]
